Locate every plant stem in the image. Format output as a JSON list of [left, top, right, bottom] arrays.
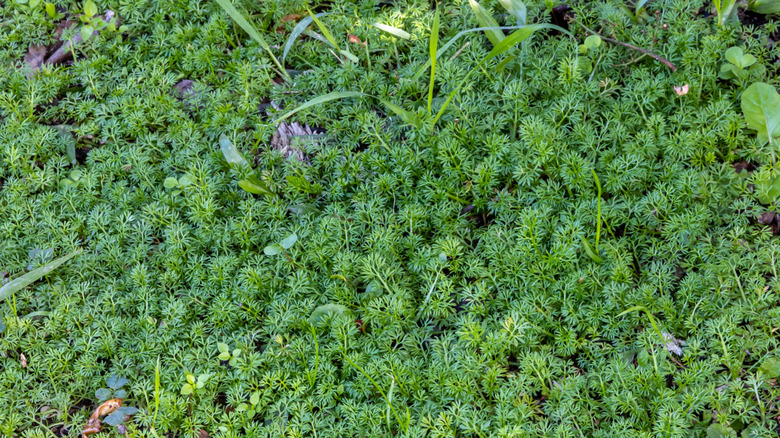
[[576, 22, 677, 71]]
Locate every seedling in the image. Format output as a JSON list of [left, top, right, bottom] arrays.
[[59, 169, 84, 188], [217, 343, 241, 366], [163, 174, 192, 196], [95, 375, 129, 401], [181, 373, 210, 396], [79, 0, 122, 41], [719, 46, 764, 85], [264, 233, 298, 263], [92, 376, 139, 432], [236, 391, 261, 418]]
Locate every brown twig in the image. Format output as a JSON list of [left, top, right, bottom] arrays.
[[577, 22, 676, 72]]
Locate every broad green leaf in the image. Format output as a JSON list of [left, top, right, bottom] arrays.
[[0, 322, 6, 335], [741, 82, 780, 145], [373, 23, 411, 40], [264, 243, 283, 256], [469, 0, 504, 47], [276, 91, 364, 122], [80, 25, 94, 41], [163, 177, 178, 189], [0, 249, 81, 303], [635, 0, 650, 11], [95, 388, 112, 401], [749, 0, 780, 14], [584, 35, 602, 49], [218, 351, 230, 360], [106, 375, 128, 389], [186, 374, 195, 384], [84, 0, 97, 17], [283, 13, 329, 62], [289, 204, 321, 215], [113, 389, 127, 399], [497, 0, 527, 25], [309, 303, 351, 326], [103, 411, 127, 427], [238, 177, 272, 196], [428, 8, 440, 113], [759, 357, 780, 378], [706, 424, 732, 438], [380, 99, 421, 128], [725, 46, 743, 66], [180, 384, 193, 395], [280, 233, 298, 249], [217, 342, 229, 353], [741, 53, 757, 68], [45, 2, 55, 18], [219, 135, 250, 168], [250, 392, 260, 405]]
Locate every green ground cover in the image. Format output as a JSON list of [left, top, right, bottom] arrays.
[[2, 0, 780, 436]]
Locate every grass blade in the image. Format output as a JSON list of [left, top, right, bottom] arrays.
[[427, 7, 440, 114], [308, 9, 341, 50], [468, 0, 504, 47], [433, 24, 562, 125], [617, 306, 667, 348], [497, 0, 527, 25], [215, 0, 288, 81], [277, 91, 364, 122], [282, 13, 329, 63], [380, 99, 421, 128], [0, 249, 82, 303], [412, 24, 569, 81], [373, 23, 411, 40]]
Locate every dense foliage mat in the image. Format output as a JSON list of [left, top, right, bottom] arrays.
[[3, 0, 780, 436]]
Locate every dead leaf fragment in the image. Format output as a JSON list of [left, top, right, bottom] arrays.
[[348, 34, 367, 46], [20, 353, 27, 368], [270, 122, 325, 163], [662, 332, 684, 356], [82, 398, 123, 438]]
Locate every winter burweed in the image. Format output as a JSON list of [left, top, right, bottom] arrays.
[[2, 0, 780, 436]]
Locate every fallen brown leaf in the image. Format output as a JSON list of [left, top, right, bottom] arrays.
[[82, 398, 123, 438]]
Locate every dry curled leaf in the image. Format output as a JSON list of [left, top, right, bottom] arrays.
[[20, 353, 27, 368], [82, 398, 123, 438], [348, 34, 366, 46]]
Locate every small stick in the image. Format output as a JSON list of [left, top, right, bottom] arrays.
[[577, 22, 676, 72], [448, 42, 470, 61]]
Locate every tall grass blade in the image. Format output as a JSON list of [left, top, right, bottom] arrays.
[[373, 23, 411, 40], [433, 24, 562, 125], [283, 13, 329, 63], [380, 99, 421, 128], [308, 9, 340, 50], [469, 0, 504, 47], [427, 7, 440, 114], [497, 0, 527, 25], [277, 91, 364, 121], [412, 24, 569, 81], [215, 0, 288, 81], [618, 306, 667, 347], [0, 249, 82, 303]]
